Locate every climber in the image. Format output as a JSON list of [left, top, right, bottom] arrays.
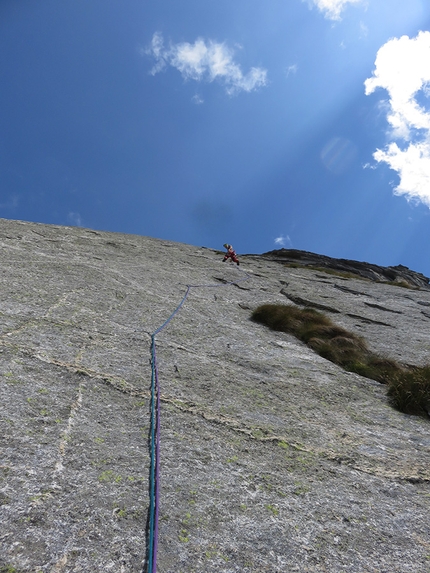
[[223, 243, 240, 266]]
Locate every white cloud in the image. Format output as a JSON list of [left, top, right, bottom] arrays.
[[191, 94, 204, 105], [274, 234, 292, 247], [146, 31, 167, 75], [307, 0, 363, 21], [365, 32, 430, 139], [373, 143, 430, 206], [286, 64, 298, 77], [363, 162, 377, 170], [146, 32, 268, 95], [365, 31, 430, 207]]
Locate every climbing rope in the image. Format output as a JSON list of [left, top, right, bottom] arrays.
[[146, 266, 250, 573]]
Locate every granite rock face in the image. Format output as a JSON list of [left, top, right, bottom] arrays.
[[0, 219, 429, 573]]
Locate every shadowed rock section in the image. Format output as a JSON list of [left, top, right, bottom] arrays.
[[261, 248, 430, 289], [0, 219, 429, 573]]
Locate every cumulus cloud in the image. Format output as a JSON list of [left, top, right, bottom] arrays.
[[365, 31, 430, 206], [146, 32, 268, 95], [306, 0, 363, 21]]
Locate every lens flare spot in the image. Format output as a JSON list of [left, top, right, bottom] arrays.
[[321, 137, 357, 175]]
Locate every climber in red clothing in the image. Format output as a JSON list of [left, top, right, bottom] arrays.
[[222, 243, 240, 266]]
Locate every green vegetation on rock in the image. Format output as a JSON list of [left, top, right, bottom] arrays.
[[252, 304, 430, 417]]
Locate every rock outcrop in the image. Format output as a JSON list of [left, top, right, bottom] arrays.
[[0, 219, 429, 573], [261, 248, 430, 290]]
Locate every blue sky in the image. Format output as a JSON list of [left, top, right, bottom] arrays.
[[1, 0, 430, 276]]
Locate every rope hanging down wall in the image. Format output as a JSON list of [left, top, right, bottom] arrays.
[[146, 268, 250, 573]]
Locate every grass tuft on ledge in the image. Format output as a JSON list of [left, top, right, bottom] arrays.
[[251, 304, 430, 417]]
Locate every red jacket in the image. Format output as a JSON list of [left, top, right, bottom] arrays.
[[223, 247, 239, 262]]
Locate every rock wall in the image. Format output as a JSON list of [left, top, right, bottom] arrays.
[[0, 219, 429, 572]]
